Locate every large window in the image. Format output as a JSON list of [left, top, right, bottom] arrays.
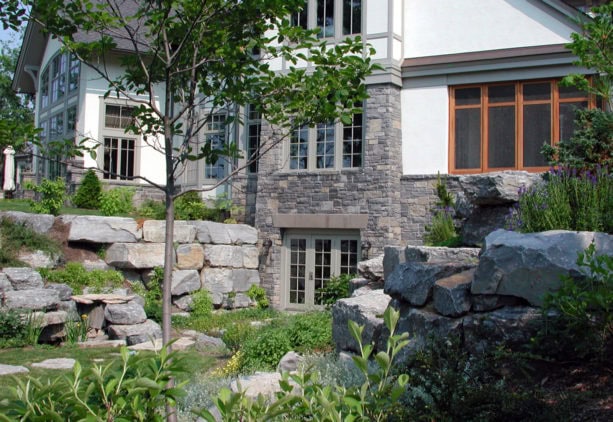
[[246, 104, 261, 173], [102, 103, 137, 180], [204, 114, 227, 179], [450, 80, 596, 173], [292, 1, 362, 38], [288, 105, 363, 171], [40, 52, 80, 110]]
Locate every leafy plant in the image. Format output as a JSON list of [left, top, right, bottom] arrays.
[[139, 267, 164, 323], [221, 322, 256, 353], [506, 166, 612, 234], [98, 186, 135, 216], [191, 289, 213, 319], [287, 311, 332, 353], [316, 273, 352, 308], [0, 217, 61, 267], [0, 309, 28, 348], [536, 243, 613, 361], [39, 262, 124, 294], [240, 326, 292, 372], [424, 173, 461, 246], [0, 345, 187, 421], [22, 312, 44, 346], [246, 285, 269, 309], [64, 312, 89, 345], [136, 199, 166, 220], [175, 191, 207, 221], [26, 177, 67, 216], [72, 169, 102, 209]]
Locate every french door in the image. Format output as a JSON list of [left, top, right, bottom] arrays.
[[284, 231, 360, 309]]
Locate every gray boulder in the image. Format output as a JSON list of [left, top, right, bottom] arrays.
[[171, 270, 201, 296], [142, 220, 197, 243], [46, 283, 73, 301], [69, 216, 141, 243], [277, 351, 303, 373], [459, 171, 541, 205], [105, 243, 166, 269], [332, 289, 391, 354], [0, 273, 13, 292], [107, 319, 162, 345], [3, 267, 44, 290], [0, 364, 29, 376], [3, 288, 60, 311], [404, 246, 480, 264], [357, 255, 384, 282], [432, 269, 474, 317], [204, 245, 259, 269], [471, 230, 613, 306], [175, 243, 205, 270], [460, 205, 511, 246], [17, 250, 59, 269], [385, 261, 475, 306], [471, 295, 526, 312], [0, 211, 54, 234], [201, 268, 259, 294], [188, 221, 258, 245], [349, 278, 370, 296], [173, 294, 193, 311], [104, 302, 147, 325]]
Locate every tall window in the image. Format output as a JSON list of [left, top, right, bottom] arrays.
[[343, 0, 361, 35], [292, 0, 308, 29], [204, 114, 227, 179], [102, 103, 137, 180], [342, 107, 363, 168], [247, 104, 261, 173], [51, 54, 67, 103], [40, 68, 49, 108], [450, 80, 595, 173], [316, 121, 335, 169], [40, 51, 80, 109], [290, 125, 309, 170], [317, 0, 335, 38], [68, 54, 80, 93]]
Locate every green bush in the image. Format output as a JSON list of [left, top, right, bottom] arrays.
[[137, 199, 166, 219], [27, 177, 67, 216], [191, 289, 213, 319], [139, 267, 163, 323], [72, 169, 102, 209], [316, 273, 353, 307], [287, 311, 332, 352], [39, 262, 124, 294], [99, 186, 135, 216], [246, 284, 269, 309], [241, 326, 292, 372], [0, 309, 28, 348], [506, 166, 613, 234], [175, 191, 207, 221], [424, 173, 461, 246], [535, 243, 613, 361], [221, 322, 256, 353]]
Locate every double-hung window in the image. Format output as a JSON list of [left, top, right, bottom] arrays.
[[292, 1, 362, 38], [247, 105, 261, 173], [102, 104, 137, 180], [204, 114, 227, 180], [450, 80, 596, 173]]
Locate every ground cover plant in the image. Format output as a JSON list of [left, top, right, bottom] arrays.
[[39, 262, 124, 295], [0, 217, 61, 267]]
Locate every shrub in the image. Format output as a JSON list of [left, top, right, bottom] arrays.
[[138, 267, 163, 323], [0, 217, 61, 267], [191, 289, 213, 319], [137, 199, 166, 219], [175, 191, 207, 220], [240, 326, 292, 372], [246, 284, 269, 309], [506, 166, 612, 234], [424, 173, 461, 246], [98, 186, 135, 216], [316, 273, 353, 307], [72, 169, 102, 209], [39, 262, 124, 294], [221, 322, 256, 353], [287, 311, 332, 352], [0, 309, 28, 348], [26, 177, 67, 216], [535, 243, 613, 361]]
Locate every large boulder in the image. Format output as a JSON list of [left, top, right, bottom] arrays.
[[188, 221, 258, 245], [69, 216, 141, 243], [104, 302, 147, 325], [385, 261, 475, 306], [203, 245, 259, 269], [171, 270, 201, 296], [17, 250, 59, 269], [142, 220, 197, 243], [0, 211, 55, 234], [3, 268, 44, 290], [404, 246, 480, 264], [432, 269, 474, 317], [0, 273, 12, 292], [459, 171, 542, 205], [460, 205, 511, 246], [471, 230, 613, 306], [357, 255, 384, 282], [201, 268, 260, 294], [332, 289, 391, 354], [175, 243, 205, 270], [105, 243, 166, 269], [3, 288, 60, 311], [107, 319, 162, 345], [46, 283, 73, 301]]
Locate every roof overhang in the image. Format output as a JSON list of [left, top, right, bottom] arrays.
[[12, 20, 47, 94]]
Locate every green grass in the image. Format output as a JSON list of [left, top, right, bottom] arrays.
[[172, 307, 280, 335], [0, 217, 62, 266], [0, 199, 103, 216]]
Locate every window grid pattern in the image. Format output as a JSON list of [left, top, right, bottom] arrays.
[[317, 0, 335, 38], [247, 104, 261, 173], [103, 137, 135, 180], [314, 239, 332, 305], [105, 105, 136, 129], [40, 52, 80, 110], [51, 54, 67, 103], [450, 80, 595, 174], [343, 0, 361, 35], [204, 114, 226, 179], [316, 121, 335, 169], [340, 239, 359, 274], [289, 239, 307, 304], [342, 110, 363, 168], [290, 125, 309, 169]]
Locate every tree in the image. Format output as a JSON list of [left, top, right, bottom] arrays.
[[19, 0, 377, 418]]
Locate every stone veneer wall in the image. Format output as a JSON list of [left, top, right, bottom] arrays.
[[399, 175, 462, 245], [252, 83, 404, 307]]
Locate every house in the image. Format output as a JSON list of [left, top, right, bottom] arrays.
[[12, 0, 605, 309]]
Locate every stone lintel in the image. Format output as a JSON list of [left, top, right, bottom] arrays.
[[272, 214, 368, 229]]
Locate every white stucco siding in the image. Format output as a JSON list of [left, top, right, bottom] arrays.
[[401, 84, 449, 175], [404, 0, 575, 58], [80, 60, 166, 186], [366, 0, 388, 35]]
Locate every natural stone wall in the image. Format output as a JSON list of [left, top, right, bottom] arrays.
[[254, 83, 404, 307]]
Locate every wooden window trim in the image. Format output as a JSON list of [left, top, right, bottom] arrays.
[[449, 79, 596, 174]]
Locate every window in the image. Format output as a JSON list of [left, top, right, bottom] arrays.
[[317, 0, 335, 38], [343, 0, 361, 35], [67, 106, 77, 132], [246, 104, 261, 173], [204, 114, 227, 179], [40, 68, 49, 108], [51, 54, 67, 103], [103, 137, 135, 180], [288, 104, 363, 171], [105, 104, 136, 129], [450, 80, 595, 173], [49, 113, 64, 139], [292, 0, 308, 30], [68, 54, 80, 93], [40, 51, 80, 109], [285, 231, 359, 307]]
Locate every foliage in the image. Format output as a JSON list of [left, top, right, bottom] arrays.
[[240, 326, 293, 372], [0, 345, 188, 421], [26, 178, 67, 216], [0, 217, 61, 267], [212, 351, 244, 377], [39, 262, 124, 295], [543, 108, 613, 171], [0, 309, 29, 348], [139, 267, 164, 323], [136, 199, 166, 220], [221, 322, 257, 354], [174, 191, 207, 221], [98, 186, 135, 216], [425, 173, 461, 246], [287, 311, 332, 353], [71, 169, 102, 209], [22, 312, 44, 346], [562, 2, 613, 109], [506, 166, 613, 234], [198, 306, 410, 422], [316, 273, 352, 308], [535, 243, 613, 361], [191, 290, 214, 319], [246, 285, 269, 309], [64, 313, 89, 345], [172, 307, 278, 334]]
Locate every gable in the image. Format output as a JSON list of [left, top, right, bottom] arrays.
[[404, 0, 583, 59]]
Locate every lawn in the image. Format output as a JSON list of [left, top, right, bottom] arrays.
[[0, 199, 102, 216]]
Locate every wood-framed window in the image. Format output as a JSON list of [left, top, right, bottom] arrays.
[[449, 79, 597, 174]]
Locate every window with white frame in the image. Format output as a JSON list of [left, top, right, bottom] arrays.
[[288, 104, 363, 171], [204, 114, 227, 179], [40, 51, 80, 110], [102, 103, 137, 180], [292, 1, 362, 38], [50, 54, 67, 103], [292, 0, 308, 30]]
